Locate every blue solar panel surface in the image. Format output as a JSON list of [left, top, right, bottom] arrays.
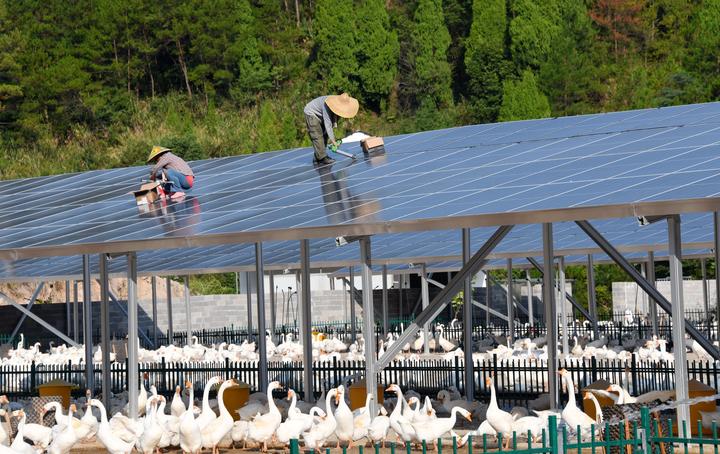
[[1, 102, 720, 264]]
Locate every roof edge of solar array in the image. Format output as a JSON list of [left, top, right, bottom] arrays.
[[2, 196, 718, 261]]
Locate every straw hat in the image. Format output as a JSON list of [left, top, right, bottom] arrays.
[[147, 145, 171, 162], [325, 93, 359, 119]]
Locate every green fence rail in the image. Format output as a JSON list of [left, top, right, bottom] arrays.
[[289, 408, 720, 454]]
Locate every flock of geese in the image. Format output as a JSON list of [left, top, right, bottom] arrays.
[[0, 365, 694, 454]]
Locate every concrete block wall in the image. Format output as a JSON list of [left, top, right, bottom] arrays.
[[612, 279, 717, 313]]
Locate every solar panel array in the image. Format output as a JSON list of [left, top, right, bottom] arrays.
[[1, 102, 720, 274], [0, 212, 713, 282]]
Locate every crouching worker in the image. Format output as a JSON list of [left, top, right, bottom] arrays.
[[147, 145, 194, 199]]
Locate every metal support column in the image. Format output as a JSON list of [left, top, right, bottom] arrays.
[[485, 272, 491, 327], [715, 212, 720, 342], [668, 215, 690, 433], [245, 272, 253, 335], [166, 277, 174, 344], [542, 223, 558, 410], [10, 282, 45, 341], [382, 265, 389, 335], [558, 256, 568, 357], [269, 272, 277, 339], [127, 252, 139, 420], [99, 254, 111, 407], [647, 251, 658, 337], [506, 258, 514, 342], [82, 256, 93, 391], [184, 276, 191, 345], [359, 237, 377, 417], [421, 264, 430, 354], [299, 239, 314, 402], [256, 243, 268, 392], [587, 255, 599, 339], [151, 276, 158, 348], [526, 270, 534, 328], [702, 258, 710, 337], [73, 281, 79, 343], [65, 281, 71, 336], [462, 228, 474, 401], [349, 268, 357, 342]]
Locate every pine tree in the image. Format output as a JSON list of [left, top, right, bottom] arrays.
[[313, 0, 358, 93], [0, 0, 23, 121], [498, 70, 551, 121], [688, 0, 720, 97], [355, 0, 399, 112], [409, 0, 453, 128], [465, 0, 509, 122], [509, 0, 563, 69]]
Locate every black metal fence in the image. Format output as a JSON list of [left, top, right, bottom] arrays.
[[2, 356, 718, 406]]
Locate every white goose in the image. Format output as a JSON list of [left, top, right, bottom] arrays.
[[484, 375, 514, 449], [196, 375, 221, 431], [47, 404, 78, 454], [368, 407, 390, 447], [334, 384, 354, 447], [201, 379, 237, 454], [16, 408, 52, 449], [558, 369, 595, 439], [302, 388, 338, 450], [10, 410, 39, 454], [386, 384, 415, 446], [247, 381, 283, 451], [90, 399, 133, 454], [352, 394, 374, 442], [156, 397, 181, 449], [276, 389, 324, 444], [411, 406, 472, 449], [179, 381, 202, 454], [171, 385, 186, 418], [78, 390, 99, 440], [137, 397, 163, 454]]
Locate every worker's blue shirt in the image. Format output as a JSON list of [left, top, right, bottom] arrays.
[[304, 96, 338, 143]]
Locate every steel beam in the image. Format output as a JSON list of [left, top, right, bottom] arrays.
[[256, 242, 268, 392], [542, 223, 558, 410], [576, 219, 720, 360], [702, 258, 710, 338], [127, 252, 139, 420], [82, 255, 93, 391], [382, 265, 389, 334], [349, 268, 357, 342], [0, 291, 78, 347], [105, 288, 152, 346], [166, 277, 174, 344], [647, 251, 658, 337], [506, 258, 514, 342], [151, 276, 158, 348], [421, 264, 430, 354], [587, 255, 599, 339], [359, 237, 377, 417], [527, 256, 593, 321], [668, 216, 690, 433], [485, 272, 491, 327], [65, 281, 71, 336], [376, 225, 513, 370], [430, 279, 509, 321], [99, 253, 111, 407], [299, 239, 314, 402], [10, 282, 45, 342], [526, 270, 534, 328], [462, 228, 474, 401], [558, 256, 568, 357]]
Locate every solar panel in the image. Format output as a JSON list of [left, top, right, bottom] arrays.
[[1, 102, 720, 263]]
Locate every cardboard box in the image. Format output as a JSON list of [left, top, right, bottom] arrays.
[[132, 182, 161, 205], [361, 136, 385, 155]]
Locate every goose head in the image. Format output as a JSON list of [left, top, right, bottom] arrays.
[[385, 384, 400, 395], [458, 408, 472, 422], [335, 385, 345, 405]]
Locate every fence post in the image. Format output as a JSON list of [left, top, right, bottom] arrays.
[[492, 354, 498, 383], [161, 357, 167, 392], [549, 415, 558, 454], [630, 354, 638, 395], [640, 407, 651, 454], [333, 357, 339, 387], [454, 355, 460, 390], [225, 357, 230, 380], [591, 356, 597, 383], [290, 439, 299, 454], [30, 361, 36, 391]]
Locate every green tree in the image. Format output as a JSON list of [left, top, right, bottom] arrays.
[[355, 0, 399, 111], [0, 0, 23, 123], [687, 0, 720, 98], [465, 0, 509, 122], [313, 0, 358, 93], [409, 0, 454, 128], [509, 0, 562, 69], [498, 70, 550, 121]]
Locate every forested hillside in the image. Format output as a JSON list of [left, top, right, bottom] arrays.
[[1, 0, 719, 180]]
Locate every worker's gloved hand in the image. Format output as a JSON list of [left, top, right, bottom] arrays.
[[328, 139, 342, 153]]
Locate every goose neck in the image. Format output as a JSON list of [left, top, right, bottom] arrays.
[[217, 381, 231, 418]]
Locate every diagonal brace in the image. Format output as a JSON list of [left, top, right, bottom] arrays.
[[427, 277, 509, 321], [376, 225, 514, 370], [0, 292, 79, 347], [576, 219, 720, 361], [526, 256, 593, 321], [102, 284, 153, 346], [10, 282, 45, 342]]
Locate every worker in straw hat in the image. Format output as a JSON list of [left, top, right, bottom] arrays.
[[303, 93, 359, 165], [147, 145, 195, 199]]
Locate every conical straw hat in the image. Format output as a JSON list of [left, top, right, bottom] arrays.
[[147, 145, 171, 162], [325, 93, 359, 119]]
